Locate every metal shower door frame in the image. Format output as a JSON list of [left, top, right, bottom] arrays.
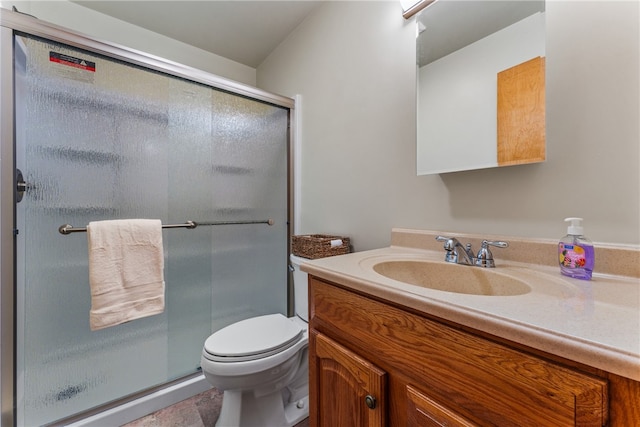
[[0, 8, 296, 425]]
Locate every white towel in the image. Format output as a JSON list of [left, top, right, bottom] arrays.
[[87, 219, 165, 331]]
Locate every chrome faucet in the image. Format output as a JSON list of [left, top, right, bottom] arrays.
[[435, 236, 475, 265], [435, 236, 508, 268]]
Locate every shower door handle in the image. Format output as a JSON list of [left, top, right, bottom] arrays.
[[15, 169, 32, 203]]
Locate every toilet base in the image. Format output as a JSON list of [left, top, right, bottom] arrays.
[[215, 389, 309, 427]]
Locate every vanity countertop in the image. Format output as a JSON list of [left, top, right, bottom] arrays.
[[301, 229, 640, 382]]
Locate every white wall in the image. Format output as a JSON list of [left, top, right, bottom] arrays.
[[0, 0, 256, 85], [258, 1, 639, 250]]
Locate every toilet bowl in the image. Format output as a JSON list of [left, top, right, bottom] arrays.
[[201, 254, 309, 427]]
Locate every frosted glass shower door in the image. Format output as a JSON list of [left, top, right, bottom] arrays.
[[14, 34, 289, 426], [208, 90, 290, 332]]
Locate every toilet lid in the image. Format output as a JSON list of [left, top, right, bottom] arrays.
[[203, 313, 303, 362]]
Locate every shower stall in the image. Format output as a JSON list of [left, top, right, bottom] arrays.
[[1, 9, 294, 426]]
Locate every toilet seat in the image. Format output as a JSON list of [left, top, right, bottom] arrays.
[[203, 313, 303, 363]]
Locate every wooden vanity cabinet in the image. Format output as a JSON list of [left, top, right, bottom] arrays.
[[308, 276, 638, 427]]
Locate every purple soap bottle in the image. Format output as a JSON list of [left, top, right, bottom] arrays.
[[558, 217, 595, 280]]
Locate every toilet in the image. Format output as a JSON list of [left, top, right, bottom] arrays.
[[200, 254, 309, 427]]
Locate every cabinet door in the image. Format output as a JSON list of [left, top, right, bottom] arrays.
[[407, 385, 479, 427], [310, 331, 386, 427]]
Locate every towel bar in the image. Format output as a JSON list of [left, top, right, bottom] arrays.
[[58, 219, 274, 235]]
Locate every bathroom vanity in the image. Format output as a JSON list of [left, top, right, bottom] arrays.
[[302, 229, 640, 426]]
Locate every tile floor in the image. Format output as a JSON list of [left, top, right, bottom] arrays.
[[121, 388, 309, 427]]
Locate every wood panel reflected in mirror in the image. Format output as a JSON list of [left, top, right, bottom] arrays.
[[497, 56, 545, 166], [415, 0, 546, 175]]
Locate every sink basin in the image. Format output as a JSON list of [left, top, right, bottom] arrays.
[[372, 260, 531, 296]]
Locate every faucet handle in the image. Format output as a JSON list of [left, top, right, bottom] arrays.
[[475, 240, 509, 268], [435, 236, 459, 263], [435, 235, 457, 250]]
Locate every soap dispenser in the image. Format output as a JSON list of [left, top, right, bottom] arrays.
[[558, 217, 595, 280]]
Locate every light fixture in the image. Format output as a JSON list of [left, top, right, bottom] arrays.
[[401, 0, 436, 19]]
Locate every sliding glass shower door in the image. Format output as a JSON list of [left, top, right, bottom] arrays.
[[14, 34, 289, 426]]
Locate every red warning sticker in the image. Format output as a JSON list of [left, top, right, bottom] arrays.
[[49, 52, 96, 72]]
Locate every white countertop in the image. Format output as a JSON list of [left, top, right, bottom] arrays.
[[302, 246, 640, 382]]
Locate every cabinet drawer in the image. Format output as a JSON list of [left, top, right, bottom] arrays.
[[310, 278, 608, 426]]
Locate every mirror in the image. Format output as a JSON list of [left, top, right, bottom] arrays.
[[416, 0, 546, 175]]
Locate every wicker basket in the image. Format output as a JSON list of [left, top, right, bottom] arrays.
[[292, 234, 351, 259]]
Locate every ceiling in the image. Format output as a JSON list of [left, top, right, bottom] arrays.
[[71, 1, 545, 70], [72, 1, 323, 68]]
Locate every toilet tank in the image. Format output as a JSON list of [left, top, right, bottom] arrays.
[[290, 254, 309, 322]]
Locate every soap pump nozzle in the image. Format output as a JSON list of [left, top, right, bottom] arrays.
[[564, 217, 584, 236]]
